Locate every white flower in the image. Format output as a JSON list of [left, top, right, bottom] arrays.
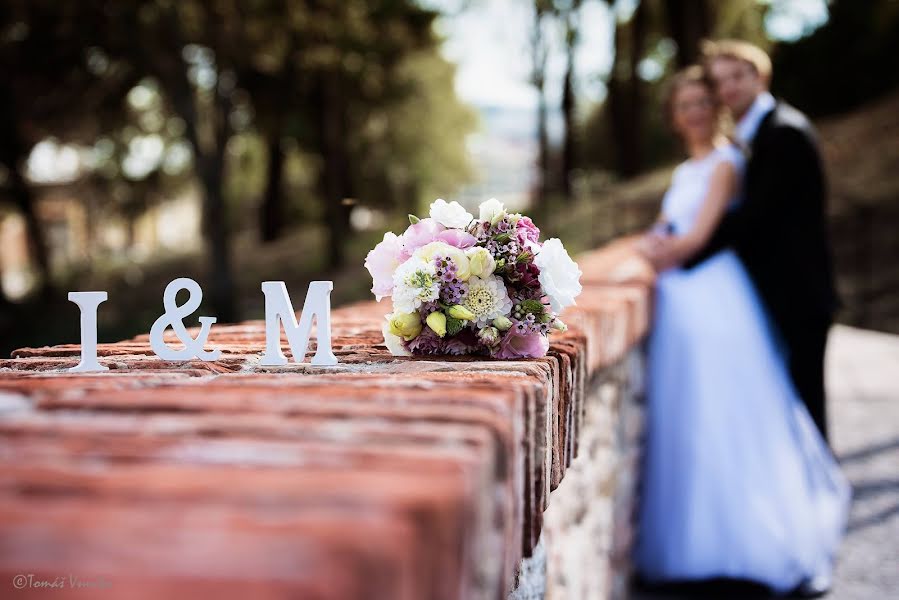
[[392, 257, 440, 314], [382, 318, 411, 356], [462, 274, 514, 328], [364, 231, 403, 301], [478, 197, 506, 226], [534, 238, 582, 313], [429, 198, 473, 229]]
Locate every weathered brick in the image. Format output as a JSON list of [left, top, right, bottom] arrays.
[[0, 244, 654, 600]]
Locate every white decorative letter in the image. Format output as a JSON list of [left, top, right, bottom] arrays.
[[68, 291, 108, 373], [259, 281, 338, 366], [149, 278, 221, 361]]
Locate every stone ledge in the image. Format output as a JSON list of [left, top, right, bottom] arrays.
[[0, 240, 654, 600]]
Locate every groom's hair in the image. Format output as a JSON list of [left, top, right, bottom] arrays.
[[701, 39, 772, 85]]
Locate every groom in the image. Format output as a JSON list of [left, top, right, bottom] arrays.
[[647, 40, 839, 443]]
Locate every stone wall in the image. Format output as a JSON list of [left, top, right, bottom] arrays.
[[508, 350, 645, 600], [0, 240, 654, 600]]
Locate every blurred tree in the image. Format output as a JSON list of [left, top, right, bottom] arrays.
[[558, 0, 582, 201], [605, 0, 650, 177], [0, 2, 139, 299], [530, 0, 553, 211], [1, 0, 472, 316], [580, 0, 774, 178], [711, 0, 770, 48], [664, 0, 711, 67], [352, 51, 476, 218], [1, 0, 242, 318], [236, 0, 447, 268], [302, 0, 443, 268], [772, 0, 899, 117]]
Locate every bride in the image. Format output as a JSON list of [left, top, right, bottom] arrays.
[[634, 66, 850, 595]]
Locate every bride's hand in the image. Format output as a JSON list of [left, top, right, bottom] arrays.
[[637, 232, 682, 272]]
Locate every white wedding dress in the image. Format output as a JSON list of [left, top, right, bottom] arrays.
[[635, 145, 850, 593]]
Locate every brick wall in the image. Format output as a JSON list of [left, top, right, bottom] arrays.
[[0, 239, 654, 600]]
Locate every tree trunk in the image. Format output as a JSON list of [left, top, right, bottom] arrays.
[[8, 167, 53, 294], [0, 86, 52, 295], [560, 0, 582, 202], [537, 89, 550, 204], [607, 0, 648, 178], [169, 83, 237, 323], [202, 86, 237, 323], [531, 1, 550, 211], [318, 71, 352, 271], [147, 5, 237, 322], [260, 134, 285, 243], [198, 157, 236, 323], [664, 0, 712, 68], [561, 51, 576, 200]]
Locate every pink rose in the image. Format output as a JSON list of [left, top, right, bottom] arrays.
[[400, 218, 446, 258], [516, 216, 540, 243], [364, 232, 403, 300], [493, 329, 550, 359], [436, 228, 478, 249]]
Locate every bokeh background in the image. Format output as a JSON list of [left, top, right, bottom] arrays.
[[1, 0, 897, 356]]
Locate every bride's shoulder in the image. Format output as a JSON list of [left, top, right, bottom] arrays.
[[670, 159, 692, 182], [712, 144, 746, 170]]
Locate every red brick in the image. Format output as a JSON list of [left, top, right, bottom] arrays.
[[0, 243, 654, 599]]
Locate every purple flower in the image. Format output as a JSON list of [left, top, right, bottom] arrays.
[[405, 326, 444, 354], [492, 329, 549, 359], [516, 262, 542, 296], [443, 328, 479, 355], [400, 218, 446, 259], [436, 228, 478, 249]]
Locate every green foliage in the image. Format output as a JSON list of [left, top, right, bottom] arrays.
[[354, 50, 477, 216], [578, 0, 771, 176], [0, 0, 476, 307]]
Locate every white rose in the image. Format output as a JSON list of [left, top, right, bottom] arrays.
[[429, 198, 473, 229], [478, 197, 506, 226], [465, 246, 496, 278], [534, 238, 582, 313]]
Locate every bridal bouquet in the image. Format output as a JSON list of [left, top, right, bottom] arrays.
[[365, 198, 582, 358]]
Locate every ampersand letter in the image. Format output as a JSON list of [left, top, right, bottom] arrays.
[[150, 278, 221, 361]]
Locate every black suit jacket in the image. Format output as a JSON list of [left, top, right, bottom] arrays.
[[684, 101, 839, 334]]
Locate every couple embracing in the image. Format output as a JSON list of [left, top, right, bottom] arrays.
[[634, 40, 850, 597]]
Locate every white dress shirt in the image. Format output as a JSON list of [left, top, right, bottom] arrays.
[[735, 91, 776, 146]]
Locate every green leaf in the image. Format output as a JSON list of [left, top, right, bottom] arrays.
[[446, 316, 464, 336], [408, 214, 420, 224]]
